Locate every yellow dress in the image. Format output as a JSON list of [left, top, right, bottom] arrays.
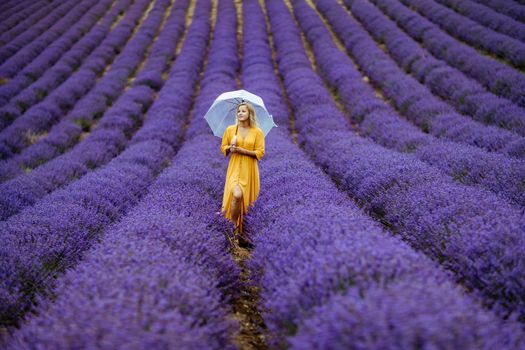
[[220, 125, 265, 231]]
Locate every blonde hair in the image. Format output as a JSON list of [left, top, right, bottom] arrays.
[[236, 102, 257, 127]]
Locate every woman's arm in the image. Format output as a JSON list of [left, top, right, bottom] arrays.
[[231, 130, 265, 159], [220, 128, 231, 157], [230, 146, 257, 158], [254, 130, 265, 160]]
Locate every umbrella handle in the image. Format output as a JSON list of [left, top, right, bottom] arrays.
[[232, 125, 239, 145]]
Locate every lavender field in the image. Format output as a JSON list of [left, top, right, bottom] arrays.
[[0, 0, 524, 348]]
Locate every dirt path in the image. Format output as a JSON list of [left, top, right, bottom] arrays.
[[230, 241, 268, 350]]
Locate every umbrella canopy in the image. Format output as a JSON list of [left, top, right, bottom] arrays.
[[204, 89, 277, 137]]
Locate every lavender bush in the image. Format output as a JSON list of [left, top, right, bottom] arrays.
[[0, 0, 40, 24], [472, 0, 525, 22], [0, 0, 188, 185], [1, 0, 525, 345], [0, 0, 87, 65], [241, 1, 525, 348], [268, 0, 525, 322], [314, 0, 525, 158], [392, 0, 525, 68], [0, 0, 152, 159], [0, 1, 56, 45], [0, 0, 210, 327], [292, 0, 525, 207], [0, 0, 131, 112], [434, 0, 525, 41], [0, 84, 152, 220], [367, 0, 525, 108], [339, 0, 525, 136], [132, 0, 188, 89], [6, 1, 244, 347]]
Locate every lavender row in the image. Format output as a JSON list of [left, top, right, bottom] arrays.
[[436, 0, 525, 42], [0, 0, 37, 23], [397, 0, 525, 68], [1, 0, 33, 10], [473, 0, 525, 22], [0, 0, 105, 78], [344, 0, 525, 136], [184, 0, 240, 141], [0, 0, 26, 12], [0, 0, 132, 123], [300, 0, 525, 207], [367, 0, 525, 108], [0, 0, 172, 164], [0, 0, 188, 218], [0, 0, 210, 326], [0, 84, 153, 221], [243, 1, 525, 348], [0, 0, 188, 185], [6, 1, 241, 346], [270, 0, 525, 321], [252, 140, 524, 348], [0, 1, 54, 45], [318, 0, 525, 158], [0, 0, 113, 85], [133, 0, 188, 90], [0, 0, 152, 160], [0, 0, 54, 43], [8, 210, 237, 349], [0, 0, 82, 64]]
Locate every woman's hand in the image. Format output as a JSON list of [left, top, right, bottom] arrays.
[[229, 145, 242, 154], [230, 146, 257, 158]]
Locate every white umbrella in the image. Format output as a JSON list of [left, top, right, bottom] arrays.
[[204, 89, 277, 137]]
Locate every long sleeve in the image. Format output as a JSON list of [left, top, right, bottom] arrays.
[[254, 128, 265, 161], [221, 127, 231, 157]]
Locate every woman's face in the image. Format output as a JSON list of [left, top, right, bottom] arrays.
[[237, 105, 249, 123]]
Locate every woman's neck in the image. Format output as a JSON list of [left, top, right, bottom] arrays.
[[238, 120, 250, 128]]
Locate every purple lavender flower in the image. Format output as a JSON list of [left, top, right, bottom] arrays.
[[365, 0, 525, 107], [266, 0, 525, 324]]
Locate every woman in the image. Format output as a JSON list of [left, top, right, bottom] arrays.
[[220, 101, 265, 246]]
